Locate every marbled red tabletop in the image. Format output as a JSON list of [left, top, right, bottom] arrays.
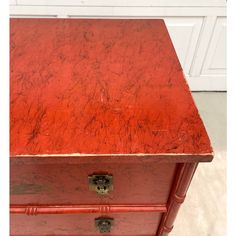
[[10, 19, 213, 160]]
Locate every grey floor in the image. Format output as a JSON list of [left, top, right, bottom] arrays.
[[172, 92, 226, 236]]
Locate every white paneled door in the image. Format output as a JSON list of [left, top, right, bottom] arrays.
[[202, 17, 226, 75], [164, 17, 203, 76]]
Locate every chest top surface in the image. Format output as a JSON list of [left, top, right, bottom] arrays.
[[10, 19, 212, 159]]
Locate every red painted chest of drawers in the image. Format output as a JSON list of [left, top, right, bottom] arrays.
[[10, 19, 213, 236]]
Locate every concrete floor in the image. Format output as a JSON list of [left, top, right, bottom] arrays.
[[172, 92, 227, 236]]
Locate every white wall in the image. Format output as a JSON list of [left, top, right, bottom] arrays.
[[10, 0, 227, 91]]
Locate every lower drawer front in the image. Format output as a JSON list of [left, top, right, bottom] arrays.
[[11, 212, 162, 236]]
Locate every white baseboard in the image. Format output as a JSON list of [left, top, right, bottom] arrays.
[[186, 75, 226, 91]]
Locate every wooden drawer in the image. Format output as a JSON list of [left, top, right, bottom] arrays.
[[10, 157, 177, 205], [11, 212, 163, 236]]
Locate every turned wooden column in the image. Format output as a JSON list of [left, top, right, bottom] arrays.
[[157, 163, 198, 235]]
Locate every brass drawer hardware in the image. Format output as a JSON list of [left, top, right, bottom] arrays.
[[95, 217, 114, 233], [88, 174, 113, 195]]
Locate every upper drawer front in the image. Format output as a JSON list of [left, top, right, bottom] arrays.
[[10, 157, 176, 205], [11, 212, 162, 236]]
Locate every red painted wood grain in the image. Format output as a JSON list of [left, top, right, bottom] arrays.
[[10, 19, 213, 159]]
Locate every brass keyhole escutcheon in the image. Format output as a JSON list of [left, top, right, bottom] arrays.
[[95, 218, 114, 233], [88, 174, 113, 195]]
